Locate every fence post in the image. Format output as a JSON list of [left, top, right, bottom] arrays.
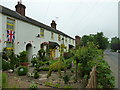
[[86, 66, 97, 88]]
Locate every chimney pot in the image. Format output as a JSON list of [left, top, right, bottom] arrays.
[[51, 20, 57, 29], [15, 2, 26, 16]]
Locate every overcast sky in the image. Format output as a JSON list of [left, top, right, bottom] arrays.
[[0, 0, 119, 40]]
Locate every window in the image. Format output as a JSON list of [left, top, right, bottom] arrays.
[[58, 34, 61, 41], [40, 28, 44, 38], [7, 18, 14, 30], [51, 32, 54, 39], [61, 37, 64, 43], [69, 38, 71, 43], [6, 42, 14, 49], [72, 39, 74, 44], [6, 17, 15, 50], [65, 37, 67, 43]]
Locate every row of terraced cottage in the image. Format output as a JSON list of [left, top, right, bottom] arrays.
[[0, 1, 80, 60]]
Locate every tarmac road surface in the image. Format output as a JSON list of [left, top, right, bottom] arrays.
[[104, 49, 119, 88]]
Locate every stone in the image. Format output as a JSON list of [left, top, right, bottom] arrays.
[[8, 69, 13, 73]]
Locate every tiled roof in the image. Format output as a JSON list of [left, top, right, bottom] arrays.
[[1, 5, 74, 40]]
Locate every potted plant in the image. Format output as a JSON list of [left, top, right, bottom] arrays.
[[19, 51, 29, 66]]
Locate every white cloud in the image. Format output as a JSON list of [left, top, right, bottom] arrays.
[[1, 0, 119, 3]]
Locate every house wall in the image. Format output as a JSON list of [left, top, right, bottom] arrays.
[[2, 13, 75, 59], [15, 19, 40, 56], [1, 14, 8, 51], [0, 13, 2, 52]]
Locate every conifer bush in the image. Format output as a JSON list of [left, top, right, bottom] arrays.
[[17, 66, 28, 76]]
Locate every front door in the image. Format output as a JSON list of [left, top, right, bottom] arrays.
[[26, 43, 32, 60], [50, 49, 55, 58]]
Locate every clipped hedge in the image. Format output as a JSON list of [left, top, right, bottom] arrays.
[[17, 66, 28, 76], [96, 60, 115, 88]]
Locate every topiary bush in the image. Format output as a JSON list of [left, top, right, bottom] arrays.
[[2, 60, 10, 71], [34, 62, 41, 72], [47, 60, 65, 78], [33, 70, 39, 79], [17, 66, 28, 76], [63, 74, 70, 84], [31, 57, 38, 67], [19, 51, 28, 63], [38, 48, 45, 61]]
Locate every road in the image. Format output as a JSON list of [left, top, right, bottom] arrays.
[[104, 50, 119, 88]]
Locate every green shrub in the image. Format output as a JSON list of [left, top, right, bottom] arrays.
[[96, 60, 115, 88], [38, 48, 45, 60], [63, 74, 70, 84], [33, 71, 39, 79], [41, 61, 50, 65], [2, 60, 10, 71], [34, 62, 41, 72], [54, 83, 61, 88], [47, 60, 65, 78], [49, 60, 57, 65], [17, 66, 28, 76], [43, 56, 50, 62], [31, 58, 38, 67], [40, 66, 49, 71], [8, 51, 20, 70], [71, 68, 74, 73], [29, 82, 38, 89], [64, 58, 73, 69], [64, 85, 72, 88], [45, 82, 53, 86], [19, 51, 28, 63]]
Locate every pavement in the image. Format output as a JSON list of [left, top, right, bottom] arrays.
[[104, 50, 119, 88]]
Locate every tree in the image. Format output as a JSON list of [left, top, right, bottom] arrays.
[[81, 34, 95, 46], [110, 37, 120, 51], [81, 32, 109, 50], [94, 32, 109, 50], [72, 42, 101, 82]]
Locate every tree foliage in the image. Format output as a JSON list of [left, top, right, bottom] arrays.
[[71, 42, 102, 82], [110, 37, 120, 51], [70, 42, 115, 88], [81, 32, 109, 50]]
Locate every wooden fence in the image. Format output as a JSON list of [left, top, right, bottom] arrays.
[[86, 66, 97, 88]]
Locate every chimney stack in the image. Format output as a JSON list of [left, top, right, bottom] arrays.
[[15, 1, 26, 16], [75, 35, 81, 46], [51, 20, 57, 29]]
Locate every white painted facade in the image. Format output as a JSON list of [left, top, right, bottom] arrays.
[[0, 13, 2, 52], [0, 6, 75, 59]]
